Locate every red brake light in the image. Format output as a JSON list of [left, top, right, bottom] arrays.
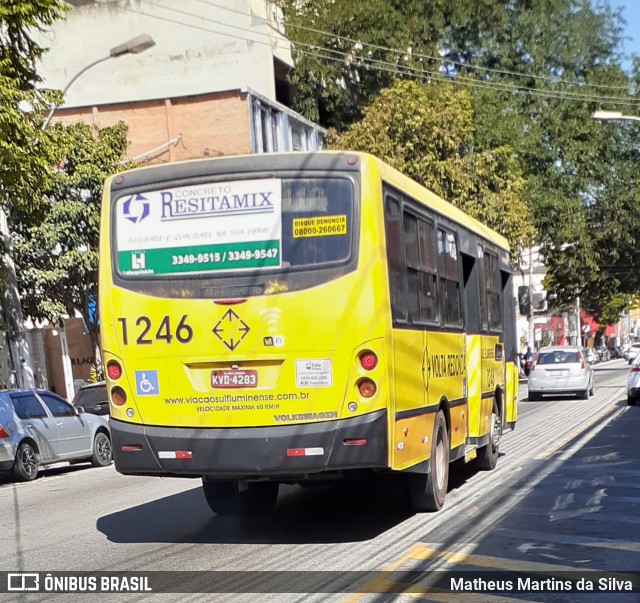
[[631, 367, 640, 373], [107, 361, 122, 381], [359, 351, 378, 371], [577, 352, 585, 369], [0, 424, 9, 438]]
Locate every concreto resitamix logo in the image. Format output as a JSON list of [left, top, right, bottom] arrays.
[[122, 188, 276, 225], [122, 194, 150, 223], [160, 188, 275, 221]]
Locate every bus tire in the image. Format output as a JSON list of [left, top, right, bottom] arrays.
[[476, 400, 501, 471], [407, 410, 449, 512], [202, 479, 279, 515]]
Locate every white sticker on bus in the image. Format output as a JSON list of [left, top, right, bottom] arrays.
[[295, 359, 332, 387]]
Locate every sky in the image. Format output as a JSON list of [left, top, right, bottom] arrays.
[[608, 1, 640, 59]]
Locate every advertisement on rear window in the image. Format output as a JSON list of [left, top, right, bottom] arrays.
[[115, 178, 282, 276]]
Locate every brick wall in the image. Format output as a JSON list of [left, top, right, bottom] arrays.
[[52, 90, 252, 163]]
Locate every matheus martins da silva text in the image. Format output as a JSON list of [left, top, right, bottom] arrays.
[[450, 576, 634, 592]]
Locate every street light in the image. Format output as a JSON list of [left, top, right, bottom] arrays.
[[1, 34, 155, 395], [592, 110, 640, 123], [42, 34, 155, 130]]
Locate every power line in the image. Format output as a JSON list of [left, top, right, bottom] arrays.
[[193, 0, 636, 94], [117, 1, 640, 108]]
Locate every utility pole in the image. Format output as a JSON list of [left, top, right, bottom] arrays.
[[528, 246, 535, 351], [575, 294, 581, 347], [0, 208, 35, 389]]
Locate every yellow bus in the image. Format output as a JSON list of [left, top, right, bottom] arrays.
[[99, 151, 518, 514]]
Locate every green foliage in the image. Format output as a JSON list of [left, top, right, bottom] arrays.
[[331, 80, 535, 254], [0, 0, 67, 213], [10, 122, 130, 333], [280, 0, 640, 322], [88, 364, 98, 384]]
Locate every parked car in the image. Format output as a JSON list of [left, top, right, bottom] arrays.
[[0, 389, 112, 482], [528, 346, 594, 401], [585, 348, 598, 365], [72, 381, 109, 418], [628, 355, 640, 406], [627, 343, 640, 365], [609, 345, 623, 360]]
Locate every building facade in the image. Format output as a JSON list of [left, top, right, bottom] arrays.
[[15, 0, 326, 397]]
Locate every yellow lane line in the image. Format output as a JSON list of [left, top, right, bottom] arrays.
[[362, 579, 538, 603], [407, 544, 591, 572], [342, 543, 426, 603]]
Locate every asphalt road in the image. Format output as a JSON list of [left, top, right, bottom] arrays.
[[1, 359, 637, 602]]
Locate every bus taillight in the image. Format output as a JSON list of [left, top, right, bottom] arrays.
[[359, 351, 378, 370], [107, 361, 122, 380], [357, 378, 377, 398], [111, 386, 127, 406]]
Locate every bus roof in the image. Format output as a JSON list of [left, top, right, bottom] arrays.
[[108, 150, 510, 252]]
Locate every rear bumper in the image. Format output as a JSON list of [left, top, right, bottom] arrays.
[[528, 377, 589, 393], [112, 410, 388, 478]]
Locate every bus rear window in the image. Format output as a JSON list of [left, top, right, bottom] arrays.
[[112, 177, 356, 296]]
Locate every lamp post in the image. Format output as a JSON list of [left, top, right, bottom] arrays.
[[1, 34, 155, 397], [42, 34, 155, 130], [592, 110, 640, 123]]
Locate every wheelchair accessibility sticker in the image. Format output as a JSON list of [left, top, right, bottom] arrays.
[[135, 370, 159, 396]]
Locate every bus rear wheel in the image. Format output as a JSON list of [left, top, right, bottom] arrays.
[[407, 410, 449, 512], [476, 400, 501, 471], [202, 479, 279, 515]]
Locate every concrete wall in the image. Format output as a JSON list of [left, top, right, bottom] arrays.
[[36, 0, 292, 108]]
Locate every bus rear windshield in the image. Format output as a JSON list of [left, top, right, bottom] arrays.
[[112, 176, 356, 297]]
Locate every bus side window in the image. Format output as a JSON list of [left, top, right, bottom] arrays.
[[437, 229, 462, 327], [384, 195, 408, 323], [485, 252, 502, 330]]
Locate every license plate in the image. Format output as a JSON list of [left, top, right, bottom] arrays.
[[211, 369, 258, 388], [547, 370, 569, 377]]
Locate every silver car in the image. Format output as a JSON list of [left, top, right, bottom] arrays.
[[528, 346, 594, 401], [0, 389, 112, 481], [627, 354, 640, 406], [627, 342, 640, 365]]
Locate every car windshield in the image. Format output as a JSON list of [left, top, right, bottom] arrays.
[[537, 351, 580, 365]]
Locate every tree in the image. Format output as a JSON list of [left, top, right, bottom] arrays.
[[0, 0, 68, 212], [11, 121, 130, 358], [280, 0, 640, 320], [331, 80, 535, 254]]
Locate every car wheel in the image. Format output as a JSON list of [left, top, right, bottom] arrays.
[[202, 479, 279, 515], [589, 382, 595, 397], [528, 392, 540, 401], [12, 442, 39, 482], [476, 400, 501, 471], [578, 388, 589, 400], [91, 432, 112, 467], [628, 396, 636, 406], [407, 410, 449, 512]]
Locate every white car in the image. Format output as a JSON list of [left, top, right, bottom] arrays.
[[628, 354, 640, 405], [528, 346, 594, 401], [627, 343, 640, 365]]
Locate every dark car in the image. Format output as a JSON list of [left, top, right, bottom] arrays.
[[72, 382, 109, 417]]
